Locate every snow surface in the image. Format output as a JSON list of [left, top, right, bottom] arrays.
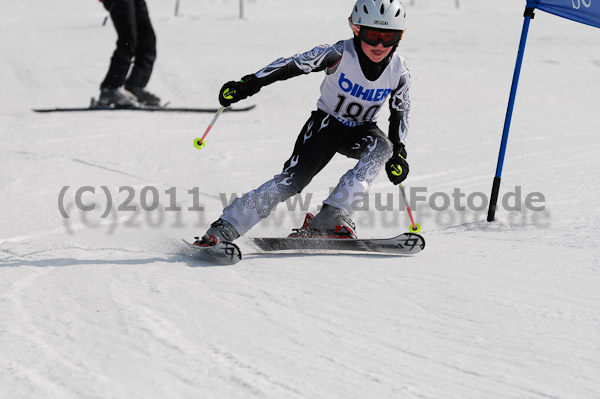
[[1, 0, 600, 398]]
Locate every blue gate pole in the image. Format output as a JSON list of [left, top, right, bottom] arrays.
[[487, 7, 535, 222]]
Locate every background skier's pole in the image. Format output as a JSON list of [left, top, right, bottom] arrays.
[[487, 7, 535, 222], [399, 185, 421, 234], [194, 106, 226, 149], [175, 0, 181, 17]]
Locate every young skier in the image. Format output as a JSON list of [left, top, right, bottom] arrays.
[[195, 0, 411, 246]]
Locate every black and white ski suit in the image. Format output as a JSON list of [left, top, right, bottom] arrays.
[[221, 38, 411, 235]]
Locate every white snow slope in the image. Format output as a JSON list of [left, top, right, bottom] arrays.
[[1, 0, 599, 398]]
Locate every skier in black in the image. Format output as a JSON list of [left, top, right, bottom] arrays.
[[195, 0, 411, 246], [98, 0, 160, 107]]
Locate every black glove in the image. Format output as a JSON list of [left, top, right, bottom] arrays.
[[385, 144, 409, 185], [218, 74, 261, 107]]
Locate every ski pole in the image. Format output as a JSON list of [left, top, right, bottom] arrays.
[[194, 105, 226, 149], [399, 184, 422, 234]]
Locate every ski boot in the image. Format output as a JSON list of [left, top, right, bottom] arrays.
[[127, 86, 161, 106], [289, 204, 357, 239], [97, 87, 140, 108], [193, 218, 240, 247]]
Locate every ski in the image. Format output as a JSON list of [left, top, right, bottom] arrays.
[[250, 233, 425, 255], [33, 103, 256, 114], [181, 239, 242, 265]]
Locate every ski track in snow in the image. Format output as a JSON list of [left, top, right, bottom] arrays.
[[1, 1, 600, 398]]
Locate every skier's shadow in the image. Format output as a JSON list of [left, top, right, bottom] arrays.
[[0, 252, 409, 269], [0, 242, 227, 268], [0, 255, 187, 268]]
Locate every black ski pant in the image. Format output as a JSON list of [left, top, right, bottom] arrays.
[[220, 109, 393, 235], [282, 109, 393, 193], [101, 0, 156, 90]]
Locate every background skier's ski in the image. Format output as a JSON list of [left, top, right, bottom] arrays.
[[33, 103, 256, 113]]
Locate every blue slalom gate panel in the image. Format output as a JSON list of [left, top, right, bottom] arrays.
[[527, 0, 600, 28]]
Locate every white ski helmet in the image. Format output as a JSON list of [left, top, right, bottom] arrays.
[[350, 0, 407, 31]]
